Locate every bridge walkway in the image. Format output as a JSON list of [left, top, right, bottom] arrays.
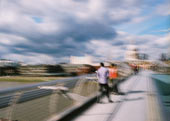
[[73, 71, 154, 121]]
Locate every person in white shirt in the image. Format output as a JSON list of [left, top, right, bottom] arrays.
[[96, 62, 113, 103]]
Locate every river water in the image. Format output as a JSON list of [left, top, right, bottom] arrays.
[[0, 82, 37, 90]]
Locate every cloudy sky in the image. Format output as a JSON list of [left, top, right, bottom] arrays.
[[0, 0, 169, 64]]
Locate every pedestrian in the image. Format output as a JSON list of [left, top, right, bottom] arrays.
[[96, 62, 113, 103], [109, 64, 119, 94]]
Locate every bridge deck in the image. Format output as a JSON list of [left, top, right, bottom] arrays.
[[73, 71, 154, 121]]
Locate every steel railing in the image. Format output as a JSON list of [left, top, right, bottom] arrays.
[[0, 74, 98, 121], [151, 74, 170, 121]]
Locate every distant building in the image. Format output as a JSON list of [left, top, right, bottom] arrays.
[[70, 56, 93, 65], [125, 45, 139, 61], [168, 48, 170, 60], [0, 59, 21, 67]]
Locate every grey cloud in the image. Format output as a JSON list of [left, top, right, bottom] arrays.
[[0, 0, 155, 63]]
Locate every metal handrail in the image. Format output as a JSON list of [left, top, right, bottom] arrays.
[[0, 73, 98, 121], [151, 75, 170, 121], [0, 74, 95, 95]]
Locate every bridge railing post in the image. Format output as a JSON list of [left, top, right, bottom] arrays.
[[7, 91, 22, 121]]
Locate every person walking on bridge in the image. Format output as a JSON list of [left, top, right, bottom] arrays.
[[96, 62, 113, 103], [109, 64, 119, 94]]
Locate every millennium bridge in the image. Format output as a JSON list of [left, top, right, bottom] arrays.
[[0, 70, 169, 121]]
